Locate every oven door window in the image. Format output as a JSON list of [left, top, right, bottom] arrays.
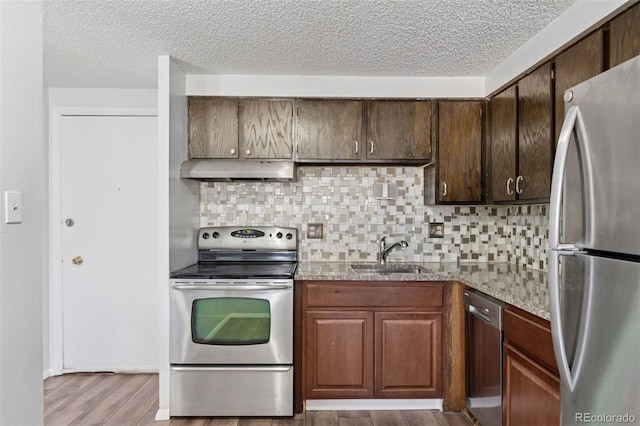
[[191, 297, 271, 345]]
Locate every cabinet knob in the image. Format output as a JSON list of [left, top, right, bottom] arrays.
[[230, 148, 236, 155], [442, 182, 448, 197], [354, 140, 359, 154], [370, 140, 374, 155], [246, 149, 252, 156], [516, 176, 524, 195], [506, 177, 514, 196]]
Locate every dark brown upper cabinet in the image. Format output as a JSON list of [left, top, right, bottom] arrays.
[[365, 101, 432, 161], [517, 62, 553, 201], [188, 97, 294, 160], [437, 100, 483, 204], [609, 2, 640, 69], [238, 99, 294, 159], [489, 85, 518, 202], [555, 30, 603, 148], [295, 100, 364, 161], [188, 98, 238, 159]]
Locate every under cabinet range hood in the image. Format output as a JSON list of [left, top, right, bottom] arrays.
[[179, 159, 296, 182]]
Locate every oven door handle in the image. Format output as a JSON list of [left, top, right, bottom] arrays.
[[171, 365, 293, 373], [172, 284, 293, 291]]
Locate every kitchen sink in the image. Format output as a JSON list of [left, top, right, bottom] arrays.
[[350, 263, 424, 274]]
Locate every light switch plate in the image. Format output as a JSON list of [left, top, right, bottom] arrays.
[[4, 191, 22, 224], [307, 223, 323, 239]]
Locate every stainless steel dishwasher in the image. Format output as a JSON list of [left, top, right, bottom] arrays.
[[464, 289, 504, 426]]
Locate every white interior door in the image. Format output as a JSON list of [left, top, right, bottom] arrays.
[[60, 115, 158, 372]]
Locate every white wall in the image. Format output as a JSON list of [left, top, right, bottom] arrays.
[[48, 88, 157, 109], [485, 0, 630, 95], [186, 74, 485, 98], [0, 1, 45, 424], [157, 55, 199, 420]]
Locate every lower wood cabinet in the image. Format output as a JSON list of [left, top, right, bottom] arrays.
[[302, 282, 443, 399], [305, 311, 374, 398], [375, 312, 442, 398], [503, 305, 560, 426], [503, 344, 560, 426]]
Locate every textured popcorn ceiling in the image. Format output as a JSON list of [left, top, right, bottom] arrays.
[[43, 0, 577, 88]]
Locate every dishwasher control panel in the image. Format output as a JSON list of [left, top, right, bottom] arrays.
[[464, 289, 504, 330]]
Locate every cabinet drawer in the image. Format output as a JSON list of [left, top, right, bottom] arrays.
[[304, 282, 443, 309], [504, 306, 558, 374]]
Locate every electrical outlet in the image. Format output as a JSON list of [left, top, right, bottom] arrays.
[[307, 223, 323, 239], [429, 222, 444, 238]]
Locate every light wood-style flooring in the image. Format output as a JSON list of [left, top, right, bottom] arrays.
[[44, 373, 474, 426]]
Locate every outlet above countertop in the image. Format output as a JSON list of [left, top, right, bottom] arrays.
[[295, 262, 549, 320]]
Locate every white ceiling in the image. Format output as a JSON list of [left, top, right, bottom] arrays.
[[43, 0, 579, 89]]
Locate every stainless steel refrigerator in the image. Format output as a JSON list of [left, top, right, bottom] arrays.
[[549, 54, 640, 425]]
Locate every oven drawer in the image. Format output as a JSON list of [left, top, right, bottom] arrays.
[[170, 365, 293, 416]]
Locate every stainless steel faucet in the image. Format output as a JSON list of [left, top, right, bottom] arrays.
[[379, 236, 409, 265]]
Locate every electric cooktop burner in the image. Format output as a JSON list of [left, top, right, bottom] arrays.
[[170, 261, 297, 280], [170, 226, 298, 280]]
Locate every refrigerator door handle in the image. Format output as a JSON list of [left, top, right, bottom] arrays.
[[549, 106, 580, 391], [549, 105, 594, 251], [549, 104, 591, 393], [549, 252, 576, 391], [549, 106, 578, 249]]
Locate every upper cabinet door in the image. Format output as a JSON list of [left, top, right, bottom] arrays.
[[295, 100, 364, 160], [437, 100, 483, 204], [365, 101, 432, 160], [239, 99, 294, 159], [188, 98, 238, 159], [554, 30, 603, 148], [518, 62, 553, 201], [609, 3, 640, 69], [490, 85, 518, 202]]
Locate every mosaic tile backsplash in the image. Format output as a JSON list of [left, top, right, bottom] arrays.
[[201, 166, 549, 271]]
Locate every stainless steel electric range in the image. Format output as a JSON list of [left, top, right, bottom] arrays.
[[169, 226, 297, 417]]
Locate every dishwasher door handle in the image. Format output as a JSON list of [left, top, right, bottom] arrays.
[[467, 304, 493, 324]]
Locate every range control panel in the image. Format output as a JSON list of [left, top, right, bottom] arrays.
[[198, 226, 297, 251]]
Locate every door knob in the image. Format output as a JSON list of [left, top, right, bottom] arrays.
[[71, 256, 83, 265]]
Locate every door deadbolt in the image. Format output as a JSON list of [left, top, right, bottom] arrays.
[[71, 256, 83, 265], [65, 218, 75, 227]]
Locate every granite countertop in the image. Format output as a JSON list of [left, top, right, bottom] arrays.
[[295, 262, 550, 320]]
